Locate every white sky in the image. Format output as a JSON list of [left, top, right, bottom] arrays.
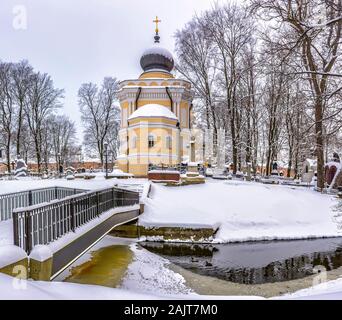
[[0, 0, 232, 142]]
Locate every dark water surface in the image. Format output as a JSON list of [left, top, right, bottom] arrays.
[[141, 238, 342, 284]]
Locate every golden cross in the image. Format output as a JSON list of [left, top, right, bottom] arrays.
[[153, 16, 161, 33]]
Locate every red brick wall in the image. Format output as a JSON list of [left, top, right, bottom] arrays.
[[148, 172, 180, 182]]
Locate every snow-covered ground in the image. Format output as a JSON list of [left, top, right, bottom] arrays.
[[0, 174, 148, 195], [2, 234, 342, 300], [140, 180, 342, 242], [0, 273, 161, 300], [120, 243, 192, 296], [3, 177, 340, 244], [277, 278, 342, 300], [1, 177, 342, 299], [0, 236, 261, 300]]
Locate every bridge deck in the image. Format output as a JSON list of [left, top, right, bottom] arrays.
[[51, 206, 140, 278]]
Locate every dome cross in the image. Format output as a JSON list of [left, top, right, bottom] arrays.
[[153, 16, 161, 43], [153, 16, 161, 34]]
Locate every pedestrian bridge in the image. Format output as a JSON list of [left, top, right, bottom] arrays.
[[1, 186, 141, 280]]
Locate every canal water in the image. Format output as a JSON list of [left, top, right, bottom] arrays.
[[141, 238, 342, 285], [54, 237, 134, 288], [55, 236, 342, 292]]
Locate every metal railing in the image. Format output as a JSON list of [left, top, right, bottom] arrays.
[[0, 187, 86, 221], [13, 187, 140, 253]]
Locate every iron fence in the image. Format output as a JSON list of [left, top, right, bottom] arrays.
[[13, 187, 139, 253], [0, 187, 86, 221]]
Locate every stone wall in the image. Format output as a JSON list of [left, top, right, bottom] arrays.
[[111, 224, 216, 241]]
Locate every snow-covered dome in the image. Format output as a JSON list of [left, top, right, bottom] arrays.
[[128, 104, 178, 121], [140, 44, 174, 73]]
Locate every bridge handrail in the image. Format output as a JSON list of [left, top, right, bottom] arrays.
[[13, 187, 140, 253], [0, 186, 86, 221]]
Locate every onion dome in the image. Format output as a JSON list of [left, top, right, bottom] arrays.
[[140, 17, 174, 73], [140, 45, 174, 73]]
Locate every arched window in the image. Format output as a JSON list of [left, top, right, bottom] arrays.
[[166, 136, 172, 149], [148, 135, 155, 148]]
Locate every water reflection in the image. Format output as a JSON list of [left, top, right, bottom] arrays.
[[141, 238, 342, 284]]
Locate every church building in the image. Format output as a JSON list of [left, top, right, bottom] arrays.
[[117, 18, 194, 177]]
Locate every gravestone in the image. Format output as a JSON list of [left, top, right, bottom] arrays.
[[66, 167, 75, 180], [15, 157, 28, 177]]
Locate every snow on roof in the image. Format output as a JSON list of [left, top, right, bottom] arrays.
[[128, 104, 178, 121], [142, 46, 174, 61]]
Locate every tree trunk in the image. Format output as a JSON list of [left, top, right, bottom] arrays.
[[6, 144, 11, 173], [315, 98, 325, 190], [16, 101, 24, 156]]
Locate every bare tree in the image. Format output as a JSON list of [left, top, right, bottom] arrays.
[[251, 0, 342, 189], [0, 62, 15, 172], [203, 3, 255, 173], [24, 72, 64, 173], [175, 18, 218, 132], [12, 60, 33, 156], [78, 77, 120, 166], [50, 115, 77, 170]]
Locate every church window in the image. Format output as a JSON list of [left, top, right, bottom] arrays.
[[148, 135, 155, 148]]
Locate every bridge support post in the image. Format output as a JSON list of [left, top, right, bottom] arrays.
[[30, 257, 53, 281], [0, 246, 28, 279], [29, 246, 53, 281]]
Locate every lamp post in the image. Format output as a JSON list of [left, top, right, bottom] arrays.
[[104, 143, 108, 179]]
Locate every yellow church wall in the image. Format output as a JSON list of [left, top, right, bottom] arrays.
[[139, 71, 174, 79], [127, 127, 176, 155], [123, 124, 179, 174], [128, 117, 177, 126], [117, 158, 128, 172], [137, 100, 171, 109]]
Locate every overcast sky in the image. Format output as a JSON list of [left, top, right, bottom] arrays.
[[0, 0, 232, 141]]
